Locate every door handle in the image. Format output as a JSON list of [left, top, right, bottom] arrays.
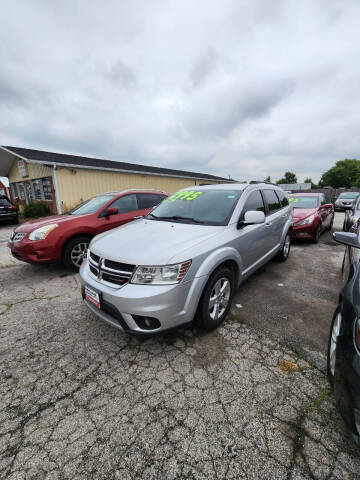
[[265, 222, 272, 227], [282, 214, 287, 218]]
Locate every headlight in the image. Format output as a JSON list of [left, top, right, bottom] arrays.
[[131, 260, 191, 285], [29, 224, 58, 241], [296, 214, 315, 226]]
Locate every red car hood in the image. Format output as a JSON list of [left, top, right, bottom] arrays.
[[14, 214, 86, 233], [292, 208, 317, 221]]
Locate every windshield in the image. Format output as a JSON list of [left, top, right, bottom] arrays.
[[288, 196, 318, 209], [338, 192, 358, 199], [149, 189, 241, 225], [68, 195, 115, 215]]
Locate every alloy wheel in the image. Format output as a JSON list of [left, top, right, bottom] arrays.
[[209, 277, 231, 320], [70, 242, 89, 267], [283, 234, 291, 258], [329, 312, 341, 377]]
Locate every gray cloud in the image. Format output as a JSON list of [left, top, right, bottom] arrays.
[[0, 0, 360, 182]]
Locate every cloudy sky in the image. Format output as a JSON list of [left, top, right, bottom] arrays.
[[1, 0, 359, 182]]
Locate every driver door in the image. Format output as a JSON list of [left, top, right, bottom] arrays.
[[235, 189, 269, 272], [98, 194, 140, 233]]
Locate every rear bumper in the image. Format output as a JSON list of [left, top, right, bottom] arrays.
[[8, 238, 60, 264], [0, 212, 17, 221], [79, 259, 207, 335]]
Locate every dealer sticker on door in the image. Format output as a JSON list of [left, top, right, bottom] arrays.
[[85, 285, 101, 309]]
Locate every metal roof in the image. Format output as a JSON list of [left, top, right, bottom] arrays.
[[0, 146, 229, 182]]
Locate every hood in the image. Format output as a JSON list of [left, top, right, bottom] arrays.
[[15, 214, 85, 233], [292, 208, 317, 222], [90, 218, 224, 265]]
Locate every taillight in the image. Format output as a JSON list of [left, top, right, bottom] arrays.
[[8, 206, 16, 210]]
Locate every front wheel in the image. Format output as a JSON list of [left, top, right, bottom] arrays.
[[328, 214, 334, 231], [194, 266, 234, 331], [63, 236, 91, 271], [313, 223, 321, 243], [327, 306, 342, 388], [277, 231, 291, 262]]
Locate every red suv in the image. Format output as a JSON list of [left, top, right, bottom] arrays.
[[8, 190, 167, 269]]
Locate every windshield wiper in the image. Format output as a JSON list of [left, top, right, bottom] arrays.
[[151, 215, 204, 224]]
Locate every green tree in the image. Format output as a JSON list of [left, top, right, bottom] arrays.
[[304, 177, 318, 189], [264, 175, 271, 183], [277, 171, 297, 185], [319, 159, 360, 188]]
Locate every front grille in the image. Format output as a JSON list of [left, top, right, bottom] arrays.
[[104, 259, 134, 272], [9, 232, 25, 242], [88, 251, 135, 287]]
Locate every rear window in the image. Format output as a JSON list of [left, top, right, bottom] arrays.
[[0, 198, 12, 207]]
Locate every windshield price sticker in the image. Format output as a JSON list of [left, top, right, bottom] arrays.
[[288, 198, 299, 203], [165, 191, 204, 202]]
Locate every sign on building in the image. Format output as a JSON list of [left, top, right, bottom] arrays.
[[17, 159, 28, 178]]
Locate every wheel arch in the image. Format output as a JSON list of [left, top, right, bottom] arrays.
[[61, 233, 94, 261]]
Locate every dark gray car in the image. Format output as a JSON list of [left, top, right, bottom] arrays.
[[343, 195, 360, 232], [80, 183, 293, 334]]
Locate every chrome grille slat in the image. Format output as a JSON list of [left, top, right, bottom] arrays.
[[88, 251, 135, 287]]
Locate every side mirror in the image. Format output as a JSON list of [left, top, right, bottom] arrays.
[[333, 232, 360, 248], [238, 210, 265, 228], [321, 203, 333, 209], [102, 207, 118, 217]]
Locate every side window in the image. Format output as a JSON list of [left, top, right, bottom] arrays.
[[109, 194, 138, 214], [263, 189, 281, 214], [137, 194, 165, 209], [241, 190, 265, 219], [276, 189, 289, 208]]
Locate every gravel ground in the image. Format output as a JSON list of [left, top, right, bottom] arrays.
[[1, 214, 360, 479]]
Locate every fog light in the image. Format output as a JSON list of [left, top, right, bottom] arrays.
[[132, 315, 161, 330]]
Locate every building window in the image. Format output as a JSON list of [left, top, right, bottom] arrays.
[[10, 177, 53, 202], [31, 179, 42, 200], [42, 177, 53, 200]]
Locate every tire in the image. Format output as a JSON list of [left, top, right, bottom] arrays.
[[63, 236, 91, 271], [194, 266, 234, 331], [328, 214, 334, 231], [277, 231, 291, 262], [327, 305, 342, 389], [312, 223, 321, 243], [11, 216, 18, 225]]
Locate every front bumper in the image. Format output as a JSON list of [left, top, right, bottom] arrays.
[[335, 202, 353, 211], [8, 237, 60, 264], [79, 260, 207, 335], [292, 222, 317, 239]]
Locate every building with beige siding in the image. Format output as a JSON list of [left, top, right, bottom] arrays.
[[0, 146, 230, 214]]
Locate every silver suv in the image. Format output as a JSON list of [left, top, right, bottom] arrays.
[[80, 183, 292, 334]]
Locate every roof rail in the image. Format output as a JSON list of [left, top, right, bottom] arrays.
[[249, 180, 277, 186]]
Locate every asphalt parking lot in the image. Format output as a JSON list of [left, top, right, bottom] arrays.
[[1, 213, 360, 479]]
